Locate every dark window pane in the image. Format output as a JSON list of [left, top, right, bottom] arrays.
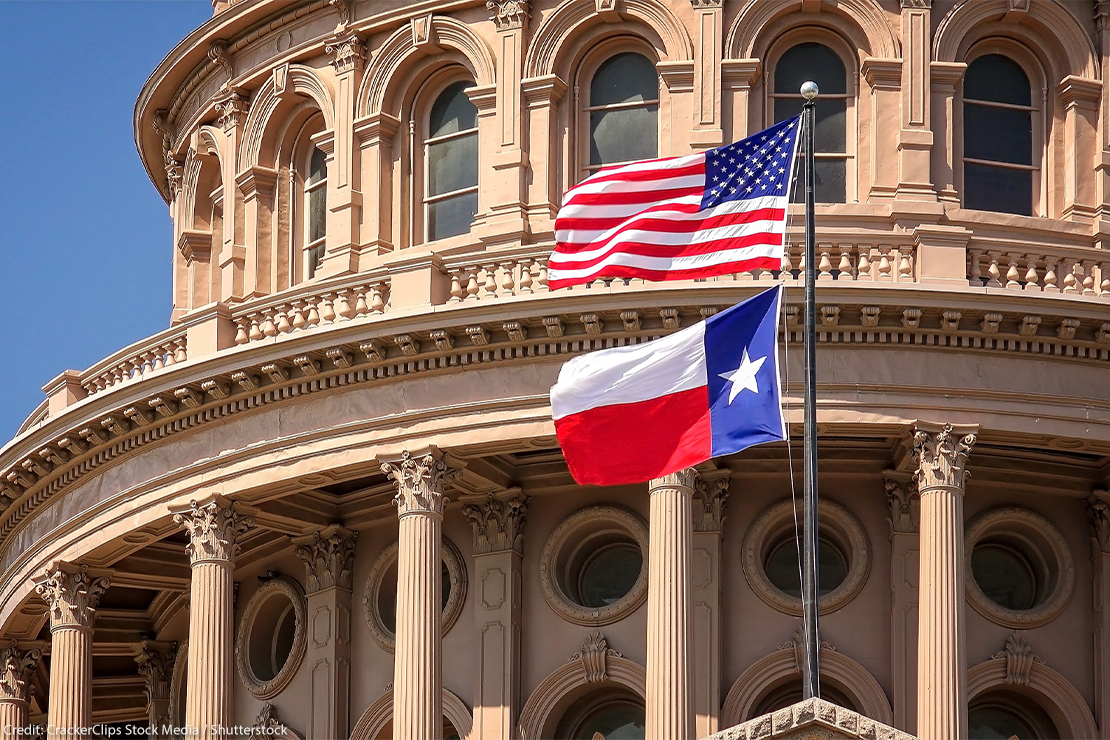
[[308, 147, 326, 185], [965, 54, 1031, 106], [572, 702, 645, 740], [578, 543, 642, 608], [814, 99, 846, 153], [965, 163, 1032, 215], [590, 105, 658, 165], [428, 132, 478, 196], [774, 97, 801, 125], [429, 80, 477, 138], [765, 535, 848, 597], [429, 191, 478, 240], [971, 543, 1037, 611], [308, 186, 326, 243], [307, 244, 324, 278], [965, 103, 1032, 165], [815, 159, 846, 203], [775, 42, 847, 95], [590, 52, 658, 107]]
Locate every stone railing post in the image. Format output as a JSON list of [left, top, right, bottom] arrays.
[[646, 468, 696, 740], [170, 495, 255, 740], [1089, 491, 1110, 739], [293, 525, 357, 740], [913, 422, 976, 740], [33, 563, 111, 740], [135, 641, 176, 739], [0, 642, 42, 740], [382, 451, 459, 740], [462, 490, 528, 740]]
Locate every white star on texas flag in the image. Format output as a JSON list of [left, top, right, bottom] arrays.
[[717, 348, 767, 404]]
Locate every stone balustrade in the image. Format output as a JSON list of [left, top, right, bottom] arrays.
[[968, 248, 1110, 297], [79, 328, 189, 397], [443, 250, 551, 302]]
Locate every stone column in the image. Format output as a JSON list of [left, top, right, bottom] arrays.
[[885, 472, 920, 733], [293, 525, 357, 740], [136, 641, 176, 739], [913, 422, 976, 740], [382, 451, 458, 740], [170, 496, 254, 740], [0, 642, 42, 740], [462, 490, 528, 740], [646, 469, 696, 740], [33, 563, 111, 740], [1089, 491, 1110, 739], [691, 472, 729, 738]]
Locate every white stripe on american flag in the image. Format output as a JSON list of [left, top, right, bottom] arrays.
[[547, 242, 784, 282]]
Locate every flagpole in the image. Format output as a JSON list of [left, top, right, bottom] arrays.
[[800, 80, 821, 700]]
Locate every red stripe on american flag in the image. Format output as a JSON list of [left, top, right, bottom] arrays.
[[555, 207, 785, 253], [548, 256, 782, 290]]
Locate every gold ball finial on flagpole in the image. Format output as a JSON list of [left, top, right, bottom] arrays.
[[800, 81, 819, 100]]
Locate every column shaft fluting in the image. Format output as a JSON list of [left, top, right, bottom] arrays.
[[646, 470, 695, 740], [47, 627, 93, 739], [185, 561, 235, 739], [0, 642, 42, 740], [0, 699, 29, 740], [913, 423, 976, 740]]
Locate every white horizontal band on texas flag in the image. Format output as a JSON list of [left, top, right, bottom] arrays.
[[548, 117, 801, 290], [550, 285, 787, 486]]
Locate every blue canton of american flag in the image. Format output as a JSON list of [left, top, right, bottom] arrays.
[[549, 116, 802, 289]]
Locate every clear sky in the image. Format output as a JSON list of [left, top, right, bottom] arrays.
[[0, 1, 212, 440]]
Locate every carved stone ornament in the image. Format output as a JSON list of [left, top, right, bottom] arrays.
[[235, 576, 307, 700], [293, 526, 357, 593], [884, 475, 919, 534], [325, 34, 364, 75], [487, 0, 530, 30], [900, 0, 931, 8], [463, 491, 529, 555], [255, 701, 304, 739], [780, 626, 837, 673], [172, 497, 254, 565], [912, 423, 976, 491], [208, 40, 234, 86], [1089, 492, 1110, 555], [382, 451, 459, 517], [690, 0, 724, 8], [0, 642, 42, 702], [990, 632, 1044, 686], [213, 90, 248, 132], [328, 0, 352, 33], [694, 473, 730, 532], [33, 563, 110, 629], [570, 631, 622, 684], [135, 641, 175, 703]]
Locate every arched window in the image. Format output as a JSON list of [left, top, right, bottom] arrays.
[[424, 80, 479, 241], [555, 688, 645, 739], [773, 42, 849, 203], [969, 691, 1059, 739], [751, 680, 858, 718], [963, 54, 1036, 216], [584, 51, 659, 175], [304, 146, 327, 279]]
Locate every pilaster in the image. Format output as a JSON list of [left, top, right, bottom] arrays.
[[521, 74, 567, 233], [1095, 1, 1110, 236], [212, 88, 248, 301], [885, 471, 919, 733], [0, 642, 42, 740], [33, 563, 111, 740], [913, 422, 977, 740], [462, 489, 528, 740], [235, 166, 278, 298], [382, 451, 460, 740], [1090, 491, 1110, 739], [1057, 76, 1102, 223], [897, 0, 936, 200], [691, 470, 729, 738], [721, 60, 761, 142], [646, 468, 696, 740], [690, 0, 724, 148], [135, 641, 176, 739], [929, 62, 966, 203], [293, 525, 357, 740], [353, 113, 400, 255], [862, 57, 904, 201], [170, 495, 255, 740]]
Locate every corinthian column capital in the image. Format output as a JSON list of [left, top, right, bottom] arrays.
[[912, 422, 977, 491], [33, 563, 111, 630], [649, 468, 699, 493], [293, 525, 358, 593], [0, 642, 41, 703], [486, 0, 530, 30], [463, 490, 529, 555], [382, 451, 460, 518], [1089, 491, 1110, 555], [171, 496, 255, 565], [135, 641, 175, 703]]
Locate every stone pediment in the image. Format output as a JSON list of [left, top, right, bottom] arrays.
[[701, 698, 916, 740]]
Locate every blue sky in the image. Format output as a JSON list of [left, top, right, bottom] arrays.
[[0, 2, 211, 439]]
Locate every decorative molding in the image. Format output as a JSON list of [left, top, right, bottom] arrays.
[[207, 41, 234, 87], [1089, 491, 1110, 555], [33, 562, 110, 629], [325, 34, 364, 75], [693, 471, 730, 532], [327, 0, 352, 34], [381, 450, 459, 517], [913, 422, 977, 490], [883, 474, 919, 534], [989, 631, 1043, 686], [213, 89, 248, 132], [649, 467, 698, 492], [0, 642, 42, 702], [518, 651, 645, 739], [235, 576, 307, 700], [707, 698, 912, 740], [135, 640, 176, 703], [255, 701, 304, 739], [350, 687, 473, 740], [462, 490, 528, 555], [487, 0, 530, 30], [570, 631, 621, 684], [690, 0, 724, 8], [170, 496, 255, 565], [293, 525, 357, 593]]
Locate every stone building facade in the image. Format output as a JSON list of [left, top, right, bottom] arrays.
[[0, 0, 1108, 739]]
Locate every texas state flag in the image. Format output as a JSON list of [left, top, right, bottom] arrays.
[[551, 285, 786, 486]]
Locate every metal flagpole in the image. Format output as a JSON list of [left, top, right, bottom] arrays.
[[800, 80, 821, 700]]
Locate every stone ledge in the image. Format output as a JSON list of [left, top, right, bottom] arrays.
[[701, 698, 916, 740]]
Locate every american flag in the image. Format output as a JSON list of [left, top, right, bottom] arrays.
[[548, 116, 801, 289]]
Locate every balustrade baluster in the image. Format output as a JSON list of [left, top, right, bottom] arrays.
[[291, 300, 308, 330], [482, 264, 499, 299], [967, 248, 982, 286], [354, 287, 370, 315], [1062, 258, 1079, 294], [465, 266, 481, 301], [1042, 257, 1059, 293], [985, 251, 1002, 288], [877, 245, 893, 281], [1004, 253, 1022, 289], [320, 294, 337, 323], [336, 290, 355, 319], [537, 262, 549, 292], [837, 246, 853, 281], [1099, 261, 1110, 297], [261, 310, 279, 338], [519, 259, 535, 294], [276, 310, 292, 334], [306, 299, 321, 327], [1082, 260, 1097, 295], [174, 338, 188, 364], [234, 320, 249, 345], [448, 271, 464, 302], [817, 245, 833, 280], [370, 283, 387, 314], [1023, 254, 1041, 291], [500, 261, 516, 297]]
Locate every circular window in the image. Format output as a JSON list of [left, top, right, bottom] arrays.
[[363, 537, 467, 652], [965, 507, 1074, 629], [235, 577, 307, 699], [742, 499, 871, 616], [555, 689, 645, 740], [540, 506, 648, 626], [969, 691, 1059, 739]]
